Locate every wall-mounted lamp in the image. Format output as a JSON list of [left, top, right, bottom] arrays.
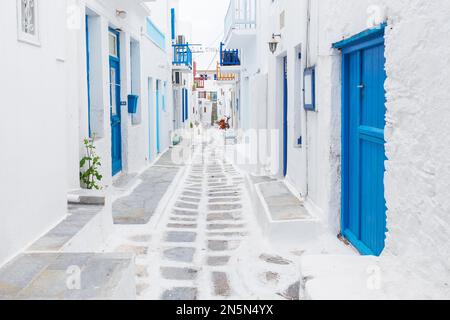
[[268, 33, 282, 54], [116, 10, 127, 19]]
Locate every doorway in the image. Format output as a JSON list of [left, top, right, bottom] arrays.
[[336, 26, 387, 256], [109, 28, 122, 176], [282, 56, 288, 177]]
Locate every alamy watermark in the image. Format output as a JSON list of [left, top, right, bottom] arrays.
[[171, 128, 283, 175], [66, 0, 81, 30], [66, 265, 81, 290], [367, 265, 382, 290], [366, 4, 387, 28]]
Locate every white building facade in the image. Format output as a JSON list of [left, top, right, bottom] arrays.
[[170, 0, 194, 134], [0, 0, 175, 267], [223, 0, 450, 298]]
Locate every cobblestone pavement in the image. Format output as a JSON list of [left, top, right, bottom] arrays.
[[109, 137, 302, 300]]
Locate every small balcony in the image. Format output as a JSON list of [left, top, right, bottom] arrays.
[[216, 63, 236, 83], [172, 43, 192, 72], [223, 0, 256, 48], [220, 43, 240, 67]]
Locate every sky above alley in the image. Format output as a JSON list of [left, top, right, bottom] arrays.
[[179, 0, 230, 70]]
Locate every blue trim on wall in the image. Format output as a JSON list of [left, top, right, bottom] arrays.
[[303, 66, 316, 111], [283, 56, 288, 177], [146, 18, 166, 50], [332, 23, 386, 50], [181, 89, 185, 122], [341, 52, 349, 243], [181, 88, 188, 122], [148, 78, 153, 160], [171, 8, 176, 41], [339, 26, 387, 256], [185, 88, 189, 121], [109, 27, 123, 176], [86, 15, 92, 137], [156, 80, 161, 154]]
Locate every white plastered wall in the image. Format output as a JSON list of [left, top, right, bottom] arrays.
[[75, 0, 173, 186], [259, 0, 450, 297], [0, 0, 68, 266]]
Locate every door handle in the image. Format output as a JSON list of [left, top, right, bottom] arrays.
[[357, 84, 365, 89]]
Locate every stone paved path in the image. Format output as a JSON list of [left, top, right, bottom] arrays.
[[141, 143, 251, 300], [108, 135, 302, 300]]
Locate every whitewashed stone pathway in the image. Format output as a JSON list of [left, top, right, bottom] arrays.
[[108, 138, 302, 300]]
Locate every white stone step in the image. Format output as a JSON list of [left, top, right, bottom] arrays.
[[299, 254, 385, 300], [28, 203, 112, 253], [245, 175, 323, 244], [0, 253, 136, 300]]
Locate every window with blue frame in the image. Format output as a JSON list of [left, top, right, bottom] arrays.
[[304, 66, 316, 111]]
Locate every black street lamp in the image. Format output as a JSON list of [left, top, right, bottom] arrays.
[[269, 33, 282, 54]]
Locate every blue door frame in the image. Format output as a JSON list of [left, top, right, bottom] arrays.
[[182, 88, 185, 123], [283, 56, 288, 177], [148, 78, 153, 160], [156, 80, 161, 154], [109, 28, 122, 176], [334, 25, 387, 256], [85, 15, 92, 137], [184, 88, 189, 122]]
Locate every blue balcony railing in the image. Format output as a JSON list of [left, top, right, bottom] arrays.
[[224, 0, 256, 41], [173, 43, 192, 69], [220, 42, 240, 66]]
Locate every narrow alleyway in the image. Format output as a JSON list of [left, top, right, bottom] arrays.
[[106, 132, 302, 300]]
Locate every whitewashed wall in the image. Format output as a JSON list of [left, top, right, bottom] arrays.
[[379, 0, 450, 298], [77, 0, 172, 184], [0, 0, 68, 266], [141, 36, 172, 163], [0, 0, 173, 266], [257, 0, 450, 298]]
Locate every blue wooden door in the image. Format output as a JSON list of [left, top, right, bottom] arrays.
[[109, 29, 122, 176], [156, 80, 161, 154], [283, 56, 288, 177], [339, 28, 387, 256]]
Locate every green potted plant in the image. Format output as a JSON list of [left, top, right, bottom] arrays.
[[79, 134, 103, 190]]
